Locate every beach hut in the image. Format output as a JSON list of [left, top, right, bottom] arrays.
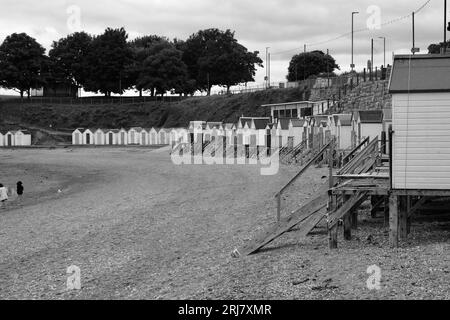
[[290, 118, 306, 146], [105, 129, 119, 145], [386, 54, 450, 246], [94, 129, 106, 145], [81, 129, 95, 145], [354, 110, 384, 143], [0, 131, 4, 147], [140, 128, 149, 145], [128, 127, 143, 145], [14, 130, 32, 146], [252, 118, 271, 147], [72, 128, 83, 145], [336, 114, 353, 150], [118, 128, 128, 145], [389, 54, 450, 190], [275, 118, 291, 147], [149, 128, 158, 145], [158, 128, 169, 145]]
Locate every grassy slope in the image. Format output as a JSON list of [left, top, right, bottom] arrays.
[[0, 87, 308, 130]]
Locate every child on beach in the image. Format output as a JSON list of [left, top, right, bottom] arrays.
[[0, 183, 8, 204], [16, 181, 24, 197]]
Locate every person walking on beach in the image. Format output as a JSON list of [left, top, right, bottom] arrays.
[[0, 183, 8, 205], [16, 181, 24, 198]]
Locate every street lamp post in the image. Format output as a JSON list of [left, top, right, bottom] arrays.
[[378, 37, 386, 67], [351, 11, 359, 72]]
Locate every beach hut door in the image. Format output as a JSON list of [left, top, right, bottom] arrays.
[[86, 133, 90, 144], [109, 133, 113, 145], [7, 134, 12, 146]]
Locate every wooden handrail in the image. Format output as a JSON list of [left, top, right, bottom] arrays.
[[342, 136, 370, 164], [337, 137, 378, 175], [276, 138, 335, 198]]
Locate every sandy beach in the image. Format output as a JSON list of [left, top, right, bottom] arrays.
[[0, 147, 448, 299]]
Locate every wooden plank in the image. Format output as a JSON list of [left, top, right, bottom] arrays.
[[275, 139, 335, 197], [296, 207, 326, 238], [327, 192, 369, 228], [338, 138, 378, 175], [240, 192, 329, 256]]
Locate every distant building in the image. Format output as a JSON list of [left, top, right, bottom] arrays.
[[262, 100, 329, 123], [31, 83, 79, 98]]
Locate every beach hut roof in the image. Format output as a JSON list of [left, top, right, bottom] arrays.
[[253, 118, 271, 130], [291, 119, 306, 127], [337, 114, 353, 126], [277, 118, 291, 130], [358, 110, 383, 124], [389, 54, 450, 93]]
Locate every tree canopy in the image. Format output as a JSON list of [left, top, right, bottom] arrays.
[[287, 51, 339, 82], [0, 33, 46, 97], [83, 27, 133, 96], [183, 28, 263, 95], [0, 27, 264, 97]]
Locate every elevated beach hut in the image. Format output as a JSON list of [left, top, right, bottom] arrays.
[[336, 114, 353, 150], [387, 53, 450, 246], [290, 118, 307, 146], [252, 118, 271, 147], [353, 110, 384, 143]]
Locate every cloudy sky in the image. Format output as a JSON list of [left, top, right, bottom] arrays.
[[0, 0, 445, 95]]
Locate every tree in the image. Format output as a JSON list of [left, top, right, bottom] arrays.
[[48, 32, 92, 88], [0, 33, 46, 98], [182, 28, 263, 95], [287, 51, 339, 82], [428, 41, 450, 54], [131, 38, 189, 96], [83, 27, 133, 96]]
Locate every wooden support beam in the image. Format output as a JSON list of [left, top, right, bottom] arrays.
[[389, 194, 399, 248], [384, 196, 389, 226], [406, 196, 412, 235], [351, 210, 358, 229], [399, 196, 408, 240], [343, 195, 352, 240], [371, 196, 385, 218], [329, 224, 338, 249]]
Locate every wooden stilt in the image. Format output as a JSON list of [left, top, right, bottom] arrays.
[[329, 224, 338, 249], [384, 196, 389, 226], [389, 194, 399, 248], [399, 196, 408, 240], [343, 195, 352, 240], [406, 196, 412, 235], [328, 193, 338, 249]]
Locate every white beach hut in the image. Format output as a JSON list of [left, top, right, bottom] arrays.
[[14, 130, 32, 146], [72, 128, 83, 145], [336, 114, 353, 150], [105, 129, 119, 145], [354, 110, 384, 143], [118, 128, 128, 145], [149, 128, 158, 145], [94, 129, 106, 145]]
